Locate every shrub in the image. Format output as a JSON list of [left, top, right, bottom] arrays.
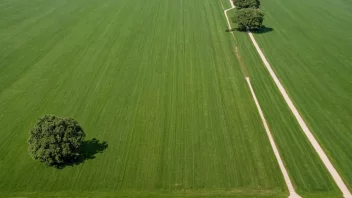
[[28, 115, 86, 166], [232, 8, 264, 31]]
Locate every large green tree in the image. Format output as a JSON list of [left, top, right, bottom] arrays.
[[233, 0, 260, 9], [232, 8, 264, 31], [28, 115, 86, 166]]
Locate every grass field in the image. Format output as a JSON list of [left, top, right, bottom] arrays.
[[0, 0, 288, 197], [1, 0, 351, 197], [229, 28, 342, 198], [220, 0, 344, 197], [248, 0, 352, 192]]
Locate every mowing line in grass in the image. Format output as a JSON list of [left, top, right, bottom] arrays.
[[247, 29, 352, 198]]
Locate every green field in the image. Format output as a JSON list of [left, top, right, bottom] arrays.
[[249, 0, 352, 192], [1, 0, 351, 197], [0, 0, 287, 197], [229, 28, 341, 198], [220, 0, 346, 197]]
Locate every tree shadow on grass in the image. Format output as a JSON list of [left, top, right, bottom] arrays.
[[252, 26, 274, 34], [78, 138, 108, 162], [56, 138, 108, 169], [226, 26, 274, 34]]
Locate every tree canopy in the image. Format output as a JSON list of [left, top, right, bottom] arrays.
[[28, 115, 86, 166], [232, 8, 264, 31], [233, 0, 260, 9]]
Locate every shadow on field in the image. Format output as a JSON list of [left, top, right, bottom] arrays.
[[226, 26, 274, 34], [57, 138, 108, 169], [252, 26, 274, 34], [79, 138, 108, 162]]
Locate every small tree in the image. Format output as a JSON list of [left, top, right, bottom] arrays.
[[233, 0, 260, 9], [232, 8, 264, 31], [28, 115, 86, 166]]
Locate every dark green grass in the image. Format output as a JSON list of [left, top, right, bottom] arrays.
[[0, 0, 286, 197], [250, 0, 352, 191]]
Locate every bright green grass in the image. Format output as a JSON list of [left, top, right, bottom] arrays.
[[249, 0, 352, 192], [231, 30, 342, 198], [0, 0, 286, 197], [221, 0, 344, 197]]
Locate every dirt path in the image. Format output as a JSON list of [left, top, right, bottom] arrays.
[[221, 1, 301, 197], [229, 0, 235, 8], [223, 0, 352, 197], [225, 1, 352, 197], [246, 78, 301, 198], [247, 31, 352, 198], [224, 7, 235, 30], [223, 0, 352, 196]]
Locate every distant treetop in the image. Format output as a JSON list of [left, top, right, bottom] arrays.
[[233, 0, 260, 9]]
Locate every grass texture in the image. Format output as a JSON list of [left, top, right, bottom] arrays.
[[0, 0, 286, 197], [221, 0, 346, 196], [250, 0, 352, 192]]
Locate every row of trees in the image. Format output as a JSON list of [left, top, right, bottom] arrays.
[[231, 0, 264, 31]]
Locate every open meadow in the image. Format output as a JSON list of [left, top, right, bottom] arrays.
[[0, 0, 286, 197], [1, 0, 351, 197]]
